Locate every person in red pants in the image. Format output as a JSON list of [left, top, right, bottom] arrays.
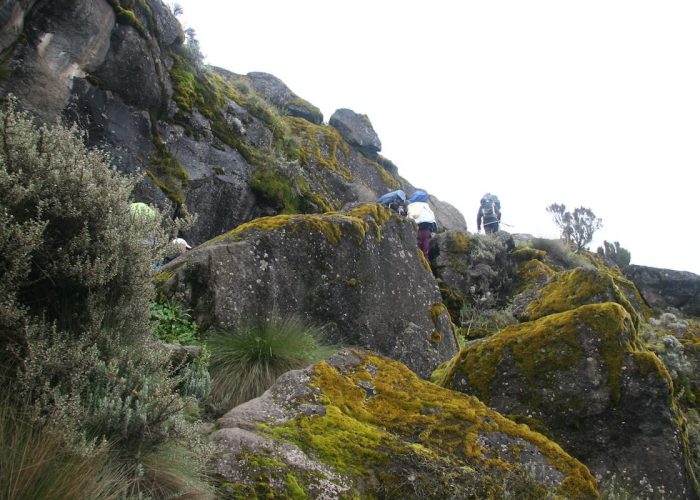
[[407, 200, 436, 259]]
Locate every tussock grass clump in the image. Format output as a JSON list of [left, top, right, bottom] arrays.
[[207, 317, 338, 413], [0, 395, 129, 499]]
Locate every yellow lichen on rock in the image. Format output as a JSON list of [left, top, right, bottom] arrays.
[[525, 267, 643, 329], [260, 351, 597, 497]]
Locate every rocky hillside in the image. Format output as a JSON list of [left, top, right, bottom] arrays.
[[0, 0, 465, 246], [2, 1, 700, 498]]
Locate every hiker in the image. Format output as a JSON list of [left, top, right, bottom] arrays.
[[163, 237, 191, 264], [407, 200, 436, 259], [377, 189, 407, 216], [477, 192, 501, 234]]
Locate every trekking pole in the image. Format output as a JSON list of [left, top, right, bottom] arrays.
[[484, 220, 514, 228]]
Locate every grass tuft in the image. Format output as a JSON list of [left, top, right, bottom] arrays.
[[207, 317, 338, 413]]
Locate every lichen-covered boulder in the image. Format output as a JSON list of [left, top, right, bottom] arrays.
[[625, 264, 700, 316], [430, 230, 517, 323], [329, 108, 382, 155], [440, 302, 695, 498], [211, 349, 598, 499], [159, 204, 457, 379], [512, 267, 648, 327]]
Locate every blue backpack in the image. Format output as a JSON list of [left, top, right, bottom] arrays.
[[408, 190, 429, 203]]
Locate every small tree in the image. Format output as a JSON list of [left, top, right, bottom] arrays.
[[597, 240, 631, 269], [546, 203, 602, 253]]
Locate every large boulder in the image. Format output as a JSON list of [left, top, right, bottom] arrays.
[[329, 108, 382, 155], [625, 264, 700, 316], [158, 204, 458, 379], [211, 349, 598, 498], [246, 71, 323, 124], [440, 301, 694, 498]]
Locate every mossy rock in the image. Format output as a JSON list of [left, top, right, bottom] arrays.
[[441, 302, 694, 498], [518, 267, 647, 328], [212, 350, 598, 499], [513, 247, 547, 263]]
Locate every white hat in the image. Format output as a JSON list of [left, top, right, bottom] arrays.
[[172, 238, 192, 250]]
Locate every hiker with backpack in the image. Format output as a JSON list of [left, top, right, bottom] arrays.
[[377, 189, 407, 216], [477, 193, 501, 234], [407, 197, 437, 259]]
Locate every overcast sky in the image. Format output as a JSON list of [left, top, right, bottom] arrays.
[[175, 1, 700, 275]]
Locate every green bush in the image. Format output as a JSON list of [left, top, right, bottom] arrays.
[[207, 316, 338, 413], [0, 98, 210, 496], [150, 299, 200, 345]]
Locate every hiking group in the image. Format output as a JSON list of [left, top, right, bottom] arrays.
[[377, 189, 503, 260], [376, 189, 437, 259]]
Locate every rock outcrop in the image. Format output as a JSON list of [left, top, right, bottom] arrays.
[[329, 108, 381, 155], [0, 0, 463, 246], [625, 264, 700, 316], [158, 204, 457, 379], [441, 250, 697, 498], [211, 349, 598, 498]]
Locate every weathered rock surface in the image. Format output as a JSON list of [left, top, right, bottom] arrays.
[[0, 0, 466, 247], [329, 108, 382, 155], [430, 230, 517, 322], [211, 349, 598, 498], [440, 302, 693, 498], [246, 71, 323, 124], [625, 264, 700, 316], [158, 204, 457, 379]]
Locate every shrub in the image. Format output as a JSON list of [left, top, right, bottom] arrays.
[[546, 203, 602, 253], [0, 98, 209, 496], [207, 316, 338, 413], [150, 299, 200, 345], [597, 240, 631, 269]]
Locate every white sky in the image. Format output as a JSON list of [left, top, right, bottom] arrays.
[[175, 1, 700, 275]]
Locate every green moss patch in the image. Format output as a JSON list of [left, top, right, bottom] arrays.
[[525, 267, 642, 329], [261, 352, 597, 498]]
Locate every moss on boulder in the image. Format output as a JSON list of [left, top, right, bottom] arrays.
[[514, 267, 647, 328], [440, 301, 694, 498], [211, 350, 598, 498]]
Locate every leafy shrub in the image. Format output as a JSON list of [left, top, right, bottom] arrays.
[[0, 98, 209, 496], [546, 203, 602, 252], [596, 240, 631, 269], [150, 299, 200, 345], [207, 316, 338, 413]]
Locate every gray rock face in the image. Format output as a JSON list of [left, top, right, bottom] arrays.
[[158, 205, 458, 379], [0, 0, 115, 121], [625, 264, 700, 316], [429, 194, 468, 232], [210, 349, 598, 499], [329, 108, 382, 155]]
